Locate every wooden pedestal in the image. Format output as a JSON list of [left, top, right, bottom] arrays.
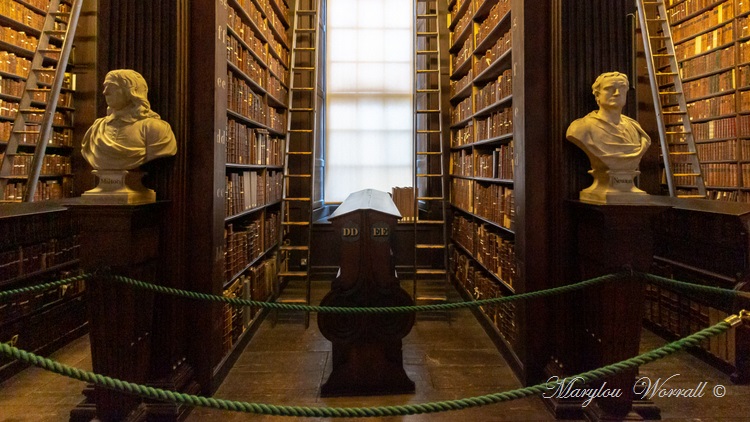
[[317, 190, 415, 396], [557, 201, 667, 421]]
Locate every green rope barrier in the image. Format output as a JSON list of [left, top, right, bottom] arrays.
[[1, 271, 743, 314], [103, 272, 624, 313], [0, 319, 736, 417], [0, 273, 90, 300]]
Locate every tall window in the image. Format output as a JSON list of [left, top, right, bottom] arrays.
[[325, 0, 413, 202]]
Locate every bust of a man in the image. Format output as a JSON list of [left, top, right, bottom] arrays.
[[81, 69, 176, 170], [80, 69, 177, 204], [566, 71, 651, 204]]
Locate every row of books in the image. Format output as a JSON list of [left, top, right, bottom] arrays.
[[0, 210, 78, 249], [0, 101, 72, 126], [475, 105, 512, 141], [474, 181, 515, 230], [451, 95, 473, 125], [475, 223, 515, 288], [474, 30, 511, 77], [0, 122, 72, 147], [221, 256, 276, 355], [451, 212, 474, 253], [0, 269, 85, 324], [692, 115, 736, 140], [268, 54, 289, 88], [0, 0, 46, 31], [451, 7, 473, 49], [695, 139, 737, 161], [452, 37, 473, 75], [2, 178, 70, 202], [644, 282, 736, 365], [390, 186, 415, 222], [451, 150, 472, 177], [448, 0, 469, 27], [0, 153, 71, 176], [267, 73, 288, 103], [228, 72, 287, 133], [450, 69, 473, 100], [226, 122, 285, 166], [228, 34, 266, 89], [671, 1, 733, 44], [229, 0, 289, 67], [475, 69, 512, 111], [685, 92, 735, 120], [675, 187, 750, 201], [679, 44, 734, 80], [0, 25, 39, 53], [225, 170, 282, 217], [667, 0, 743, 23], [683, 68, 734, 102], [673, 21, 733, 62], [669, 162, 741, 186], [225, 218, 264, 282], [451, 124, 474, 147], [235, 0, 288, 34], [451, 247, 517, 345], [475, 0, 510, 48], [0, 235, 80, 283], [476, 142, 514, 180]]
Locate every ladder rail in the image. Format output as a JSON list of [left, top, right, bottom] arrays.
[[24, 0, 83, 201], [413, 0, 449, 304], [636, 0, 707, 198], [277, 0, 321, 327]]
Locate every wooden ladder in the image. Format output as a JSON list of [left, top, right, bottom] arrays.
[[636, 0, 707, 198], [0, 0, 82, 202]]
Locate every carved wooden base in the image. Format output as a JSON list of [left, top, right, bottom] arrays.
[[69, 385, 147, 422], [584, 400, 643, 422], [320, 341, 415, 397]]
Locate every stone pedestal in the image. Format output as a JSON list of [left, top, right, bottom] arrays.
[[579, 169, 650, 205], [81, 170, 156, 205]]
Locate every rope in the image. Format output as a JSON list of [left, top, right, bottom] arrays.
[[1, 272, 743, 314], [0, 319, 733, 417], [103, 272, 622, 313], [0, 273, 90, 300]]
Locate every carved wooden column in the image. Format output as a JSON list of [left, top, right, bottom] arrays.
[[317, 189, 415, 396], [566, 201, 667, 421], [68, 202, 165, 422]]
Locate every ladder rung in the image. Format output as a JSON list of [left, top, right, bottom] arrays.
[[416, 244, 445, 249], [285, 174, 312, 177], [39, 49, 61, 53], [655, 72, 678, 76], [284, 197, 312, 201], [287, 151, 312, 155], [296, 29, 316, 33], [659, 91, 681, 95], [278, 271, 309, 277], [417, 14, 439, 18], [44, 30, 67, 35], [12, 130, 40, 134], [416, 32, 439, 36], [19, 108, 45, 113], [294, 67, 315, 71], [416, 220, 445, 225], [668, 151, 696, 155], [416, 109, 440, 113], [32, 68, 56, 73], [417, 151, 442, 155], [292, 87, 314, 91], [416, 69, 439, 73], [280, 246, 309, 251], [416, 50, 439, 54], [296, 10, 317, 15], [290, 108, 314, 112], [417, 130, 441, 133], [676, 194, 706, 199], [416, 269, 447, 275], [417, 196, 444, 200], [416, 89, 440, 93], [673, 173, 700, 177], [666, 131, 691, 135], [282, 222, 310, 226], [289, 129, 313, 133], [294, 47, 315, 51], [662, 111, 686, 115], [416, 174, 442, 177]]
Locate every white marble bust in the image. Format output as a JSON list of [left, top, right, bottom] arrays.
[[80, 69, 177, 204], [566, 71, 651, 204]]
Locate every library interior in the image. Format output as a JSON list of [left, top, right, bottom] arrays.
[[2, 0, 750, 421]]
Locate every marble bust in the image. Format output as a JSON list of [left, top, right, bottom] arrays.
[[566, 71, 651, 204], [81, 69, 177, 204]]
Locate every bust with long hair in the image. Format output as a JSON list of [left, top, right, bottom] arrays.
[[81, 69, 176, 170]]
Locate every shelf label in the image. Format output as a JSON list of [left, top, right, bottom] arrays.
[[216, 76, 227, 90], [371, 222, 390, 242], [341, 221, 360, 242], [216, 128, 227, 145], [217, 24, 227, 44], [216, 187, 225, 198], [217, 0, 227, 8]]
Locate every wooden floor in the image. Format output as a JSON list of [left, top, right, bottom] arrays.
[[1, 282, 749, 421]]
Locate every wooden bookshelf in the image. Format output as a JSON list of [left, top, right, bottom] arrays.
[[188, 0, 289, 392], [0, 0, 77, 202], [662, 0, 750, 202], [0, 202, 86, 383]]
